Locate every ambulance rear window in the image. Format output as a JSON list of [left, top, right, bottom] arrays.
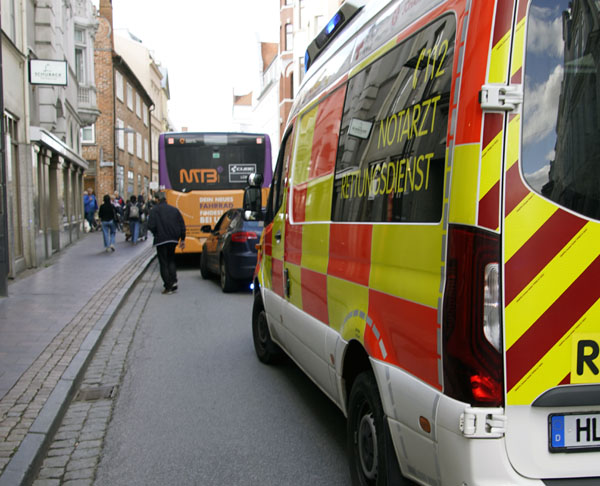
[[331, 15, 455, 223], [522, 1, 600, 221]]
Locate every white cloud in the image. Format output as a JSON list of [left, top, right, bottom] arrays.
[[528, 6, 564, 57], [523, 64, 563, 143], [525, 163, 551, 192]]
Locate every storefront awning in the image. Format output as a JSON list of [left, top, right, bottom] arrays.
[[29, 126, 89, 171]]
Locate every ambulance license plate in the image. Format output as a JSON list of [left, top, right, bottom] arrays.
[[549, 413, 600, 452]]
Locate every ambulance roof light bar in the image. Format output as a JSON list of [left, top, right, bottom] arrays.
[[304, 0, 364, 73]]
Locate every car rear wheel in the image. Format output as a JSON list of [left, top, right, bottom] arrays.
[[220, 257, 236, 293], [200, 250, 210, 279]]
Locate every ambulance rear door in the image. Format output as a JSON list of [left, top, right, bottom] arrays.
[[501, 0, 600, 480]]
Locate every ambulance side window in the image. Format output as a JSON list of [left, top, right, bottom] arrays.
[[332, 15, 455, 223], [522, 0, 600, 221], [265, 128, 294, 225]]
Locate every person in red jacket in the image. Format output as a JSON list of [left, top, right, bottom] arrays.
[[147, 192, 186, 294]]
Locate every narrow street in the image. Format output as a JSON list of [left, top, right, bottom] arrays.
[[34, 260, 351, 485]]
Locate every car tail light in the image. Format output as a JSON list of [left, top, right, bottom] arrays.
[[231, 231, 258, 243], [442, 224, 504, 407]]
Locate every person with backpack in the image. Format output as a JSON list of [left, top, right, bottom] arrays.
[[125, 195, 142, 245], [98, 194, 117, 252]]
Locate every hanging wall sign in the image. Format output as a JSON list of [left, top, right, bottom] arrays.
[[29, 59, 68, 86]]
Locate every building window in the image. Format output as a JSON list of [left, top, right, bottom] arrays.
[[117, 165, 124, 195], [74, 28, 86, 84], [127, 83, 133, 111], [137, 174, 142, 194], [116, 119, 125, 150], [81, 124, 95, 144], [144, 138, 149, 163], [136, 93, 141, 118], [116, 71, 124, 101], [128, 170, 134, 195], [285, 23, 293, 51], [143, 103, 148, 126], [136, 132, 142, 158], [127, 127, 134, 154]]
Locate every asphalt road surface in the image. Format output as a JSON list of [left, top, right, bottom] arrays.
[[95, 260, 351, 486]]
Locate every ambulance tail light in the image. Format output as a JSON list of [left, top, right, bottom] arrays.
[[442, 225, 504, 407], [231, 231, 258, 243]]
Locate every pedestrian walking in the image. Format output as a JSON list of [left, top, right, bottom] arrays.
[[112, 192, 124, 232], [83, 188, 98, 232], [125, 195, 142, 245], [138, 194, 149, 241], [148, 192, 186, 294], [98, 194, 117, 252]]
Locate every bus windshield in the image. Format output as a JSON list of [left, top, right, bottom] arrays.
[[161, 133, 271, 192], [158, 132, 272, 253]]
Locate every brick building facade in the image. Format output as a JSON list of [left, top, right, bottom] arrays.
[[83, 0, 152, 201]]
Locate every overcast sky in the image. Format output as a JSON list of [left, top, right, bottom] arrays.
[[98, 0, 279, 131]]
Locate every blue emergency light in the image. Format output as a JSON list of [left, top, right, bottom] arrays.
[[304, 1, 363, 73]]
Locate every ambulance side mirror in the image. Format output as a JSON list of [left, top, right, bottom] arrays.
[[243, 173, 263, 220]]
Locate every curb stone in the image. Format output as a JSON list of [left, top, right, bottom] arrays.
[[0, 251, 155, 486]]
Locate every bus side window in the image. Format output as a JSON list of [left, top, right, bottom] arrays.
[[265, 127, 294, 225]]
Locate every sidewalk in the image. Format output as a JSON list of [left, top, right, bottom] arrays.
[[0, 230, 155, 485]]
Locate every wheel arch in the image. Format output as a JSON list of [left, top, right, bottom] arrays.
[[341, 339, 373, 407]]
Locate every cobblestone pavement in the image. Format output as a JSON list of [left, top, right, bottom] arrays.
[[32, 260, 159, 486], [0, 247, 154, 484]]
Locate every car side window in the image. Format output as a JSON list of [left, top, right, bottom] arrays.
[[214, 212, 228, 232], [265, 127, 294, 225], [228, 211, 241, 229]]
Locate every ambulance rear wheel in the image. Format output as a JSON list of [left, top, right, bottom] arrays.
[[252, 295, 282, 364], [348, 371, 388, 486]]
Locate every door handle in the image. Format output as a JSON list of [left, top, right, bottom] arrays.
[[275, 230, 282, 243]]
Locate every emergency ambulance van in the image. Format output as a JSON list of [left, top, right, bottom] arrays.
[[247, 0, 600, 484]]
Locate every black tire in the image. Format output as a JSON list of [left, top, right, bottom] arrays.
[[220, 256, 237, 292], [200, 250, 210, 280], [348, 371, 404, 486], [252, 294, 283, 364]]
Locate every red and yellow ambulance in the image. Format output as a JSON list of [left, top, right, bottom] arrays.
[[247, 0, 600, 483]]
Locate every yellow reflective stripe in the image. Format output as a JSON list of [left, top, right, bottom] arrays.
[[505, 223, 600, 349], [370, 225, 442, 308], [504, 195, 556, 262], [507, 298, 600, 405], [293, 107, 317, 185], [510, 17, 526, 78], [327, 275, 369, 340], [489, 30, 511, 83], [505, 115, 520, 171], [349, 38, 397, 79], [285, 262, 303, 309], [304, 175, 333, 222], [301, 223, 330, 274], [263, 255, 273, 290], [448, 143, 479, 225], [480, 130, 503, 200]]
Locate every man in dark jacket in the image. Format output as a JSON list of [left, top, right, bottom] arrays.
[[147, 192, 186, 294]]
